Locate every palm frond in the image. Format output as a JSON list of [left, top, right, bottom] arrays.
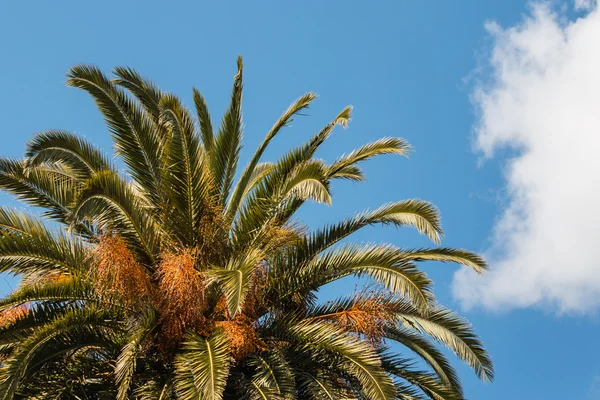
[[282, 160, 332, 205], [248, 350, 295, 399], [113, 66, 165, 125], [395, 248, 487, 273], [133, 377, 175, 400], [210, 56, 244, 206], [306, 292, 493, 383], [232, 160, 331, 250], [208, 248, 264, 317], [0, 207, 47, 237], [0, 158, 86, 231], [380, 353, 461, 400], [226, 93, 317, 218], [25, 129, 111, 179], [193, 88, 215, 153], [297, 372, 356, 400], [384, 327, 462, 394], [300, 200, 443, 263], [67, 65, 165, 208], [301, 244, 434, 313], [0, 220, 88, 276], [70, 170, 159, 263], [290, 319, 396, 400], [325, 164, 365, 182], [231, 105, 351, 232], [159, 94, 213, 246], [327, 137, 411, 181], [0, 277, 94, 312], [393, 302, 494, 382], [115, 309, 156, 400], [242, 162, 275, 198], [174, 329, 230, 400], [0, 306, 122, 400]]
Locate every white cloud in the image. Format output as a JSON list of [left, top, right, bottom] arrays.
[[575, 0, 596, 11], [452, 2, 600, 314]]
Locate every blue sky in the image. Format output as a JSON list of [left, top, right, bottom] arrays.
[[1, 1, 599, 398]]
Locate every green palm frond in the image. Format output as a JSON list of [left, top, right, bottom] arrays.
[[174, 329, 230, 400], [0, 306, 122, 400], [327, 137, 411, 181], [232, 105, 351, 229], [115, 309, 156, 400], [297, 372, 356, 400], [306, 292, 493, 385], [241, 162, 275, 198], [233, 160, 332, 249], [326, 163, 365, 181], [211, 56, 244, 206], [67, 65, 165, 207], [249, 379, 279, 400], [208, 248, 264, 317], [300, 200, 443, 264], [367, 200, 443, 244], [307, 106, 352, 150], [159, 94, 212, 245], [0, 158, 85, 230], [380, 353, 461, 400], [25, 129, 111, 179], [301, 244, 434, 313], [248, 350, 296, 400], [0, 303, 71, 349], [0, 220, 87, 276], [226, 93, 317, 219], [70, 169, 159, 262], [393, 383, 428, 400], [133, 378, 175, 400], [384, 327, 462, 394], [395, 248, 487, 273], [113, 66, 165, 125], [290, 320, 396, 400], [270, 105, 352, 186], [281, 160, 332, 205], [17, 350, 116, 399], [193, 88, 215, 153], [0, 277, 94, 312], [0, 207, 48, 237], [393, 302, 494, 382]]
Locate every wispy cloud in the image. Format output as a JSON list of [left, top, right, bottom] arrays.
[[575, 0, 596, 10], [453, 2, 600, 314], [588, 376, 600, 399]]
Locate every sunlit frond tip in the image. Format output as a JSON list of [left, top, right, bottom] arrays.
[[335, 105, 352, 128]]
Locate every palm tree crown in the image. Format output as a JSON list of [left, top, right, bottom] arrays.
[[0, 57, 493, 399]]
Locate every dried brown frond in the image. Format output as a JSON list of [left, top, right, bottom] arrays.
[[92, 235, 154, 309], [156, 248, 207, 346], [0, 304, 29, 329], [217, 315, 265, 361]]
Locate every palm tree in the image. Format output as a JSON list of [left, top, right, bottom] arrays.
[[0, 57, 492, 399]]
